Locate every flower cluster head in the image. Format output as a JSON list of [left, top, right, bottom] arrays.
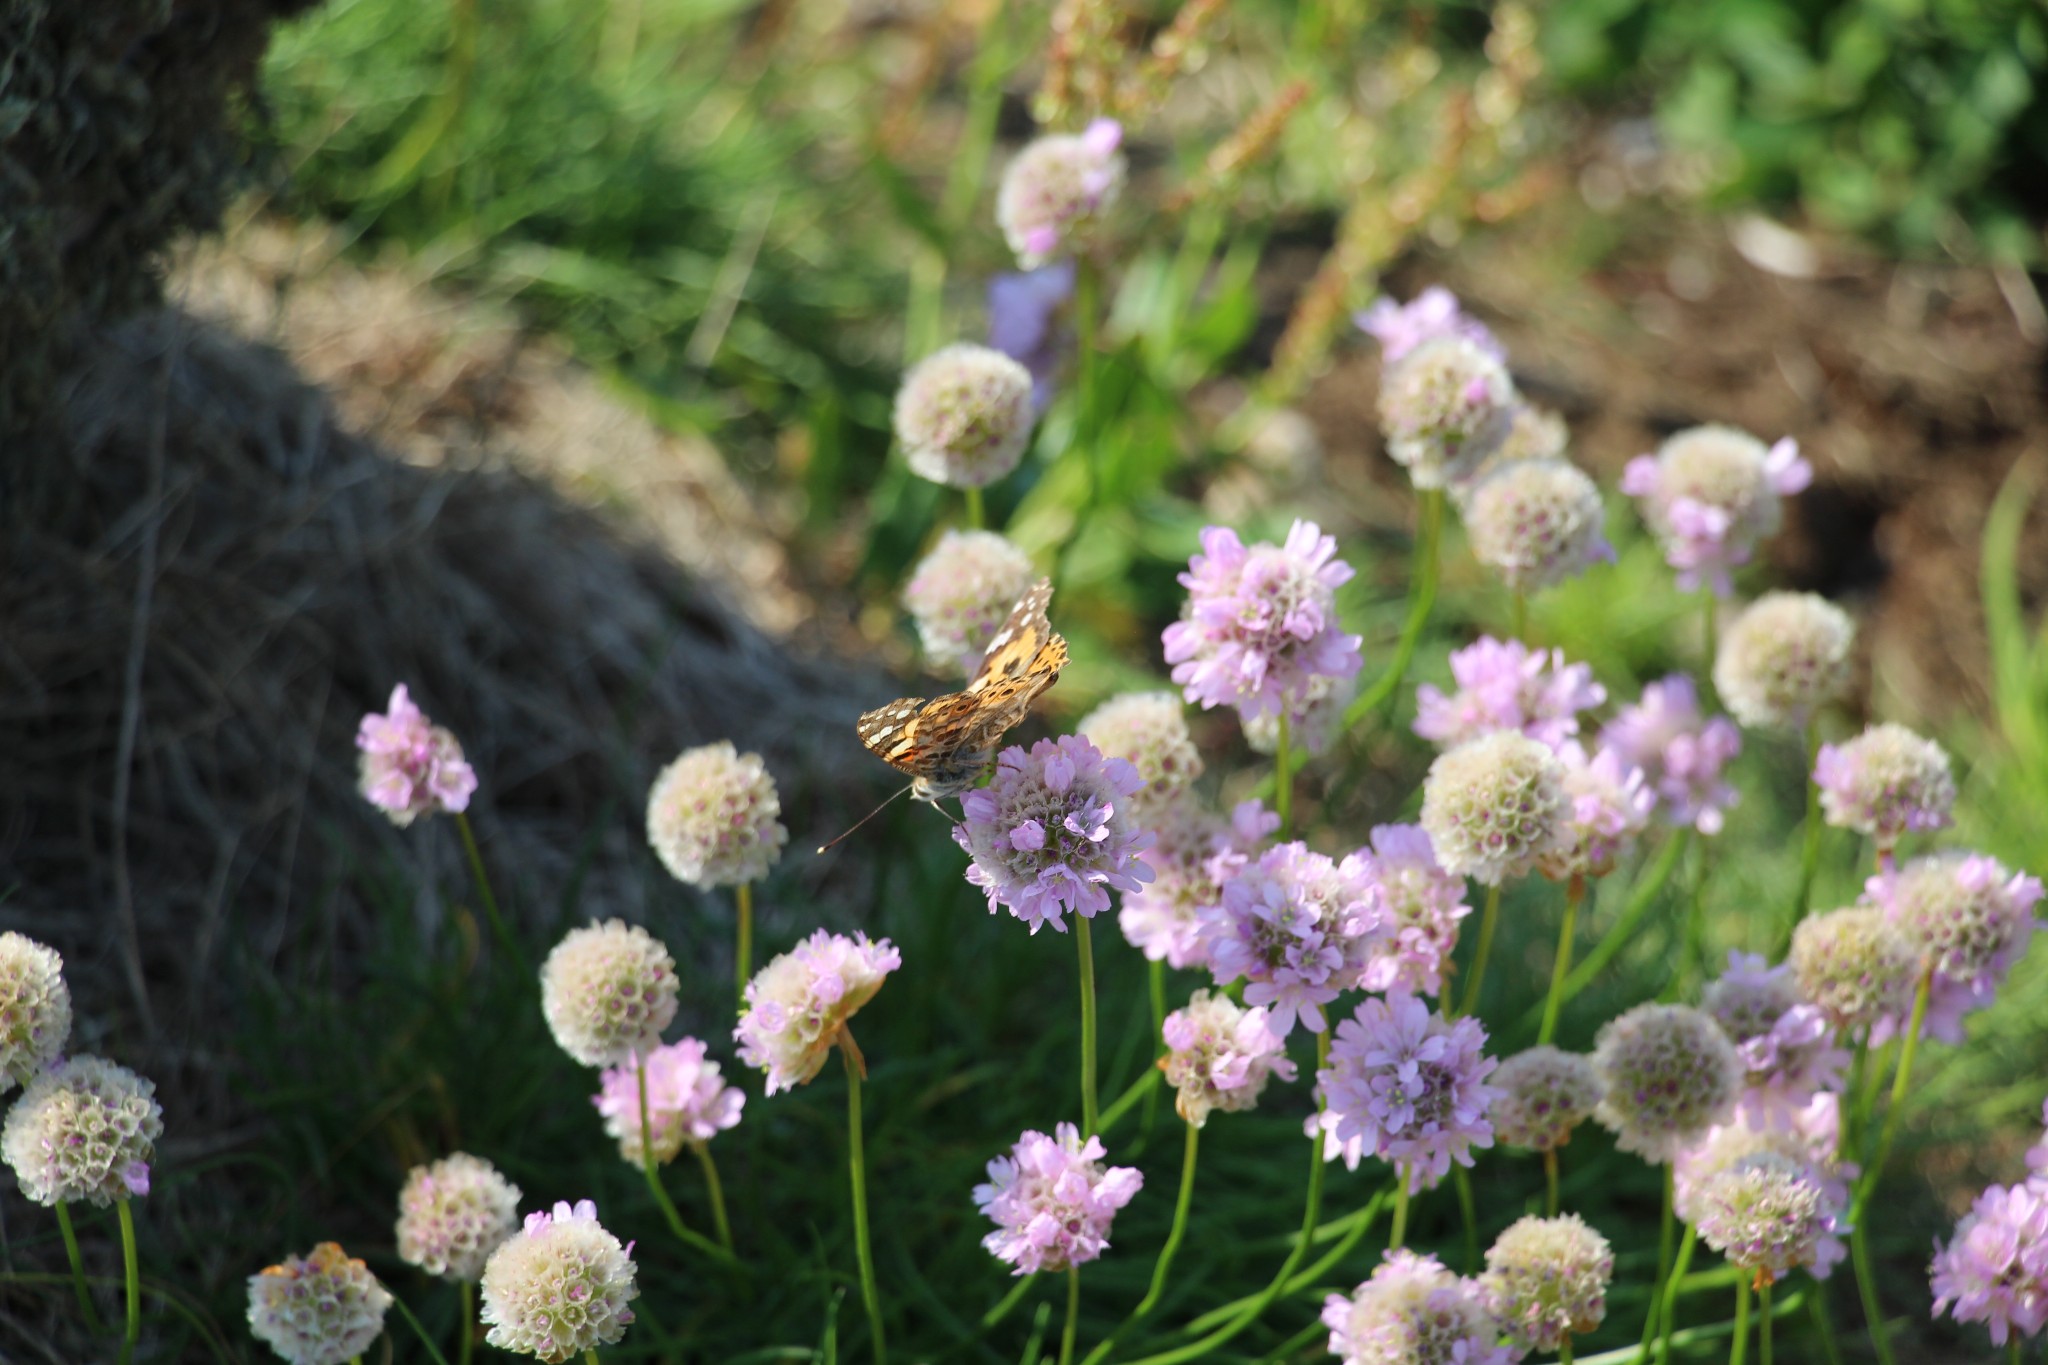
[[1693, 1152, 1841, 1283], [1316, 992, 1499, 1190], [1, 1055, 162, 1205], [396, 1153, 522, 1282], [247, 1243, 392, 1365], [1490, 1046, 1604, 1152], [1481, 1214, 1613, 1353], [1868, 851, 2043, 1042], [955, 735, 1154, 934], [1701, 952, 1848, 1118], [1591, 1003, 1742, 1164], [1713, 592, 1855, 731], [1620, 424, 1811, 595], [1357, 287, 1505, 366], [1077, 691, 1202, 815], [1788, 906, 1917, 1043], [1357, 824, 1470, 997], [997, 119, 1125, 268], [736, 929, 899, 1094], [1419, 731, 1569, 886], [645, 740, 787, 888], [1414, 637, 1606, 751], [1538, 742, 1655, 881], [593, 1038, 745, 1165], [1322, 1249, 1512, 1365], [1163, 521, 1363, 723], [1240, 671, 1353, 758], [1600, 675, 1742, 834], [1815, 723, 1956, 851], [355, 683, 476, 825], [1160, 990, 1297, 1127], [1675, 1092, 1851, 1208], [903, 530, 1039, 676], [1675, 1099, 1852, 1279], [1199, 841, 1379, 1036], [1377, 337, 1519, 489], [1463, 458, 1614, 592], [1931, 1180, 2048, 1347], [539, 920, 679, 1068], [988, 261, 1075, 409], [0, 931, 70, 1092], [894, 343, 1037, 488], [974, 1122, 1143, 1274], [480, 1200, 638, 1363], [1119, 799, 1277, 970]]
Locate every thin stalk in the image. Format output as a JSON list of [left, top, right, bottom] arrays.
[[2012, 1340, 2023, 1365], [1180, 1189, 1389, 1335], [388, 1293, 456, 1365], [1142, 960, 1166, 1137], [735, 882, 754, 999], [1791, 722, 1823, 929], [1345, 488, 1444, 730], [586, 1352, 601, 1365], [454, 811, 526, 975], [1540, 875, 1586, 1044], [1274, 710, 1294, 840], [1849, 1224, 1891, 1365], [1453, 1165, 1479, 1273], [1512, 589, 1528, 641], [1639, 1168, 1676, 1358], [1760, 1282, 1773, 1365], [1562, 1342, 1574, 1365], [965, 486, 985, 530], [1077, 916, 1100, 1137], [842, 1034, 888, 1365], [1730, 1280, 1750, 1365], [691, 1141, 735, 1253], [982, 1273, 1039, 1329], [54, 1202, 103, 1332], [635, 1060, 733, 1266], [1702, 590, 1719, 691], [1809, 1287, 1843, 1365], [1389, 1170, 1412, 1251], [1656, 1225, 1699, 1365], [117, 1200, 141, 1363], [1677, 840, 1712, 996], [460, 1280, 474, 1365], [1457, 883, 1502, 1017], [1528, 831, 1690, 1030], [1844, 968, 1931, 1365], [1544, 1149, 1559, 1216], [1111, 1126, 1199, 1338], [1099, 1069, 1160, 1134], [1073, 258, 1102, 515], [1059, 1267, 1080, 1365]]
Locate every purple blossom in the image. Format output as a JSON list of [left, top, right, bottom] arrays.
[[1323, 1249, 1512, 1365], [1620, 425, 1811, 596], [1198, 841, 1380, 1037], [1357, 824, 1470, 997], [592, 1039, 745, 1165], [955, 735, 1155, 934], [1160, 990, 1297, 1127], [1815, 722, 1956, 856], [988, 261, 1075, 411], [1599, 675, 1742, 834], [1674, 1095, 1853, 1281], [1539, 742, 1655, 880], [1694, 1153, 1843, 1284], [1413, 637, 1605, 751], [1701, 952, 1848, 1122], [1355, 287, 1505, 366], [996, 120, 1125, 268], [1867, 851, 2044, 1043], [356, 684, 477, 825], [1162, 521, 1363, 723], [1119, 799, 1277, 971], [1315, 992, 1499, 1190], [735, 930, 900, 1094], [974, 1122, 1143, 1274], [1931, 1181, 2048, 1347]]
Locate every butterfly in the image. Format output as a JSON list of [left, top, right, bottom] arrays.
[[856, 578, 1068, 804]]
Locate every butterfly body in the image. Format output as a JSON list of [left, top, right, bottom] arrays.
[[858, 578, 1067, 803]]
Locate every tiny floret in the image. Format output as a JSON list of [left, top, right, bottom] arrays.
[[974, 1122, 1143, 1274], [905, 531, 1039, 675], [996, 119, 1126, 268], [0, 931, 70, 1092], [1356, 287, 1505, 366], [646, 740, 788, 888], [1490, 1047, 1604, 1152], [1931, 1180, 2048, 1347], [1537, 742, 1654, 881], [1077, 691, 1203, 814], [1867, 851, 2043, 1042], [1322, 1249, 1512, 1365], [736, 929, 900, 1094], [1357, 824, 1470, 997], [1481, 1214, 1613, 1353], [1463, 458, 1613, 592], [1377, 336, 1519, 489], [594, 1038, 745, 1165], [1160, 990, 1298, 1128], [396, 1153, 522, 1282], [894, 343, 1037, 488], [355, 683, 476, 825], [1620, 424, 1810, 595], [247, 1243, 392, 1365], [1713, 592, 1855, 731], [1199, 840, 1380, 1036], [479, 1200, 638, 1363], [1, 1055, 162, 1205], [1119, 798, 1277, 971], [539, 920, 679, 1068], [1414, 637, 1606, 751], [1418, 731, 1569, 886], [1590, 1003, 1741, 1164], [1316, 992, 1499, 1190], [1788, 906, 1917, 1043], [1600, 675, 1742, 834], [1701, 952, 1847, 1118], [1815, 722, 1956, 851], [1693, 1152, 1841, 1284]]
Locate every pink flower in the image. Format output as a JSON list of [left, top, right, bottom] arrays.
[[593, 1039, 745, 1166], [1815, 723, 1956, 854], [1867, 851, 2044, 1043], [1119, 799, 1277, 971], [1356, 824, 1469, 997], [1620, 425, 1810, 596], [735, 930, 900, 1094], [1160, 990, 1297, 1127], [1355, 287, 1505, 365], [1198, 841, 1380, 1037], [1315, 992, 1498, 1190], [974, 1123, 1143, 1274], [1323, 1249, 1512, 1365], [1600, 675, 1742, 834], [355, 684, 476, 825], [1675, 1093, 1853, 1283], [996, 120, 1125, 269], [1931, 1181, 2048, 1346], [1413, 637, 1605, 751], [1538, 742, 1655, 880], [1162, 521, 1363, 723], [1701, 952, 1848, 1122]]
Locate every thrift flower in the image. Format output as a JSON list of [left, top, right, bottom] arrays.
[[974, 1122, 1143, 1274], [1694, 1152, 1841, 1284], [1160, 990, 1297, 1127], [1481, 1214, 1613, 1353], [954, 735, 1155, 934], [1418, 731, 1570, 886], [1713, 592, 1855, 731], [1163, 520, 1363, 723], [1701, 952, 1848, 1119], [1590, 1003, 1741, 1164], [1322, 1249, 1513, 1365], [1413, 636, 1606, 751], [1, 1055, 162, 1205], [894, 343, 1036, 488], [1815, 722, 1956, 852], [593, 1038, 745, 1165], [396, 1153, 521, 1282], [1316, 992, 1499, 1190], [1199, 840, 1380, 1036], [355, 683, 476, 825], [1357, 824, 1470, 997], [247, 1244, 392, 1365], [1377, 337, 1519, 489], [1077, 691, 1203, 815], [0, 931, 69, 1092], [1674, 1098, 1851, 1280], [479, 1200, 638, 1362], [736, 929, 900, 1094], [1490, 1046, 1604, 1152], [996, 119, 1125, 268], [1600, 675, 1742, 834], [1931, 1180, 2048, 1347], [1356, 287, 1505, 365], [1463, 458, 1613, 592], [1119, 798, 1277, 971], [1868, 851, 2044, 1043], [539, 920, 678, 1068], [1788, 906, 1917, 1043], [1537, 742, 1655, 881], [1620, 424, 1811, 595], [988, 260, 1076, 408], [903, 529, 1039, 676], [646, 740, 788, 888]]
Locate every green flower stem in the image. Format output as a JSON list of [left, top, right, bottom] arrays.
[[2012, 1339, 2023, 1365], [735, 882, 754, 1000], [54, 1201, 103, 1332], [981, 1273, 1038, 1329], [1639, 1168, 1676, 1358], [964, 486, 985, 530], [692, 1141, 735, 1253], [1074, 258, 1103, 515], [116, 1200, 140, 1362], [1540, 875, 1587, 1045], [1730, 1279, 1750, 1365], [1274, 710, 1294, 840], [459, 1280, 474, 1365], [1453, 1165, 1479, 1272], [1845, 967, 1931, 1365], [1081, 1125, 1201, 1364], [1526, 831, 1690, 1032], [388, 1292, 455, 1365], [841, 1034, 888, 1365], [1511, 589, 1528, 642], [1759, 1281, 1773, 1365], [1058, 1267, 1081, 1365], [1656, 1225, 1699, 1365], [585, 1352, 601, 1365], [1389, 1169, 1412, 1251], [1099, 1068, 1160, 1134], [1791, 722, 1823, 930], [1808, 1286, 1843, 1365], [1561, 1341, 1574, 1365], [1180, 1188, 1390, 1335], [1344, 488, 1444, 732], [1457, 883, 1502, 1017], [1702, 590, 1719, 692], [1848, 1226, 1890, 1365], [1142, 960, 1166, 1137], [1078, 916, 1100, 1137], [1544, 1149, 1560, 1217], [454, 811, 527, 976], [635, 1061, 734, 1267]]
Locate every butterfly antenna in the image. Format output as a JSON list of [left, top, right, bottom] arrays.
[[816, 784, 916, 854]]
